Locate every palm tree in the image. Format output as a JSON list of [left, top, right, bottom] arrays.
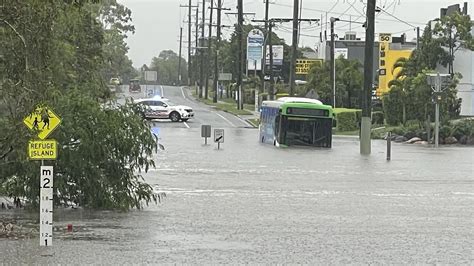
[[388, 57, 410, 125]]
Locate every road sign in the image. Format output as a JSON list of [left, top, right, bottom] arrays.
[[214, 129, 224, 143], [23, 106, 61, 140], [218, 73, 232, 81], [144, 71, 157, 82], [28, 140, 57, 160], [40, 166, 53, 246], [201, 125, 211, 138]]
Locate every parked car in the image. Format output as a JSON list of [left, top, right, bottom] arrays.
[[110, 77, 121, 85], [129, 79, 141, 93], [134, 98, 194, 122]]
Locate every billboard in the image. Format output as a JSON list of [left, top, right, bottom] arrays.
[[296, 59, 323, 75], [247, 29, 264, 71], [265, 45, 284, 66], [334, 48, 348, 59]]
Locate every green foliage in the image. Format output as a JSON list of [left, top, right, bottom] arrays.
[[372, 111, 384, 125], [305, 57, 363, 107], [1, 0, 158, 210], [150, 50, 188, 86], [382, 11, 471, 127], [334, 109, 360, 132]]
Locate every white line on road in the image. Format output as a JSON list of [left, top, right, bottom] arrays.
[[183, 122, 190, 128], [214, 112, 236, 127]]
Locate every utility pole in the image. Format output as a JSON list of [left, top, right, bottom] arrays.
[[178, 27, 183, 85], [416, 26, 420, 49], [330, 17, 339, 107], [180, 2, 198, 86], [194, 6, 199, 95], [254, 17, 319, 100], [204, 0, 213, 99], [261, 0, 270, 97], [268, 21, 274, 100], [199, 0, 205, 98], [289, 0, 299, 96], [188, 2, 192, 86], [213, 0, 224, 103], [237, 0, 244, 110], [360, 0, 376, 155]]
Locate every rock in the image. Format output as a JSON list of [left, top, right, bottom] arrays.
[[466, 136, 474, 145], [444, 136, 458, 144], [406, 137, 422, 144], [394, 136, 407, 143], [414, 140, 428, 145]]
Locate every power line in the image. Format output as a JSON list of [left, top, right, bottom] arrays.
[[270, 2, 426, 26]]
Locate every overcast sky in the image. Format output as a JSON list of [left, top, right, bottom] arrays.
[[117, 0, 472, 68]]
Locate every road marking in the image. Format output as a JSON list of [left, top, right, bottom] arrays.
[[214, 112, 236, 127], [233, 114, 255, 127], [160, 85, 164, 97], [183, 122, 190, 128], [181, 87, 186, 99]]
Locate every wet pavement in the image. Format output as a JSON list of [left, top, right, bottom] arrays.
[[1, 86, 473, 264]]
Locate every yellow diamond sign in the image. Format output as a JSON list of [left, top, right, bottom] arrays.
[[23, 106, 61, 140], [28, 139, 57, 160]]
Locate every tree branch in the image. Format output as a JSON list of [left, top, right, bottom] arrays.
[[0, 19, 28, 72]]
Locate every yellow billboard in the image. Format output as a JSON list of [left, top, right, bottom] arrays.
[[296, 59, 323, 75], [376, 42, 413, 97]]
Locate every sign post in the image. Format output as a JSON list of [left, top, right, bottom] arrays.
[[427, 73, 451, 148], [40, 166, 53, 246], [23, 105, 61, 247], [214, 129, 224, 150]]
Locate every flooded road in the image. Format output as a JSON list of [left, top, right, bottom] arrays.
[[1, 87, 473, 264]]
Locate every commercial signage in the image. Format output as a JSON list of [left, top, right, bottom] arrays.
[[295, 59, 323, 75], [379, 33, 392, 43], [247, 29, 264, 71], [265, 45, 284, 66], [334, 48, 348, 59]]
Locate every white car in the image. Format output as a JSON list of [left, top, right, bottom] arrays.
[[134, 98, 194, 122]]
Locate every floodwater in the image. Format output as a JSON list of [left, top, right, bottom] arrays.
[[1, 120, 473, 263]]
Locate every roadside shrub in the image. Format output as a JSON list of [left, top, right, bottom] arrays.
[[452, 119, 474, 139], [372, 111, 384, 125], [336, 111, 358, 131]]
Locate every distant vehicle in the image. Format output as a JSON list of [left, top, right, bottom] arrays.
[[129, 79, 141, 93], [259, 97, 333, 148], [134, 98, 194, 122], [110, 78, 121, 85]]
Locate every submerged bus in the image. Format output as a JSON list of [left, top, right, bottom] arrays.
[[259, 97, 333, 148]]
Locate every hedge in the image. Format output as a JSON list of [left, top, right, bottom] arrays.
[[334, 109, 361, 131]]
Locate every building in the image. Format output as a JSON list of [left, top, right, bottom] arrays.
[[315, 32, 416, 97], [377, 39, 416, 96], [437, 26, 474, 116]]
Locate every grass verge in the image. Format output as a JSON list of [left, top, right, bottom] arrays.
[[191, 90, 253, 116]]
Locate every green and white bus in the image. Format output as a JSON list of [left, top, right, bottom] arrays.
[[259, 97, 333, 148]]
